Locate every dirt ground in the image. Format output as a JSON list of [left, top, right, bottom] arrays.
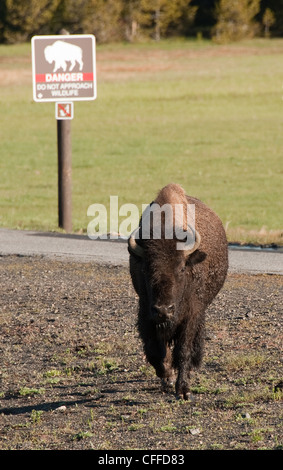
[[0, 255, 282, 451]]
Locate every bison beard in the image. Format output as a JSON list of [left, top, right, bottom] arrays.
[[128, 183, 228, 400]]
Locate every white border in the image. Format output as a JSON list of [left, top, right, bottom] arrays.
[[55, 101, 74, 120], [31, 34, 96, 103]]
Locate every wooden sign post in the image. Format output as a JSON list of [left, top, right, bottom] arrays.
[[57, 119, 72, 232]]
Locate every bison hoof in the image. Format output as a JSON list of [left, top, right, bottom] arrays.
[[161, 377, 175, 392], [177, 391, 191, 401], [176, 382, 191, 401]]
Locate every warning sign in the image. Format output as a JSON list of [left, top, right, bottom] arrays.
[[31, 35, 96, 102], [55, 102, 74, 120]]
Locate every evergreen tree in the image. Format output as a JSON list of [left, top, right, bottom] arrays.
[[49, 0, 87, 35], [51, 0, 124, 41], [212, 0, 260, 43], [262, 8, 275, 37], [259, 1, 283, 36], [0, 0, 60, 43], [138, 0, 197, 40], [122, 0, 141, 41], [81, 0, 124, 43]]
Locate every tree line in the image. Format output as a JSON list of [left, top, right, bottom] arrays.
[[0, 0, 282, 45]]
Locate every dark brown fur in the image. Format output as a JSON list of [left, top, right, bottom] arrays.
[[128, 183, 228, 399]]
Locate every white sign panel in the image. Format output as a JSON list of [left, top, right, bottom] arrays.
[[32, 34, 96, 102]]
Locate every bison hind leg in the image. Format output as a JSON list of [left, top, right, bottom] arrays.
[[191, 320, 205, 368]]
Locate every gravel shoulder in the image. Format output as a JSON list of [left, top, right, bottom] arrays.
[[0, 255, 282, 450]]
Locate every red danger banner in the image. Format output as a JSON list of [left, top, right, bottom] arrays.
[[36, 72, 94, 83]]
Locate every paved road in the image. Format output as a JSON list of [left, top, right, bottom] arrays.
[[0, 228, 282, 275]]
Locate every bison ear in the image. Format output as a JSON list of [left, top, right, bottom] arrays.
[[185, 250, 206, 267]]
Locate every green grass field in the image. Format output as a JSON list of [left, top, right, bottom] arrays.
[[0, 38, 282, 243]]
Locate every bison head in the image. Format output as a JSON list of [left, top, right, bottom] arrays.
[[129, 229, 201, 326], [128, 184, 204, 329]]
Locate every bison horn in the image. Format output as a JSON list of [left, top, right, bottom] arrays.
[[128, 225, 201, 258], [128, 228, 144, 257], [183, 225, 201, 257]]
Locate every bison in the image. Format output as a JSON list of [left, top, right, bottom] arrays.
[[128, 183, 228, 400]]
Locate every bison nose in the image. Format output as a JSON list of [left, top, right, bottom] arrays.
[[151, 304, 174, 323]]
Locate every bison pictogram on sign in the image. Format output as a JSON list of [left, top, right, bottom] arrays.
[[44, 40, 83, 72]]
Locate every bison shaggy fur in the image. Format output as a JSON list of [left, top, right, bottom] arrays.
[[128, 183, 228, 400]]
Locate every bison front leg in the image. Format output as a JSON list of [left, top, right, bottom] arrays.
[[160, 344, 176, 391], [175, 358, 192, 400], [141, 330, 175, 385], [174, 316, 205, 400]]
